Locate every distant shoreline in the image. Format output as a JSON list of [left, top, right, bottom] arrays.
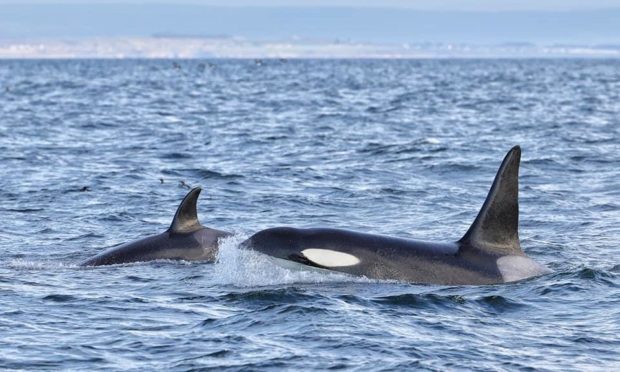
[[1, 37, 619, 59]]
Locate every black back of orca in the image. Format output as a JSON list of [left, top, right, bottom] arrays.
[[242, 146, 550, 285], [80, 188, 231, 266]]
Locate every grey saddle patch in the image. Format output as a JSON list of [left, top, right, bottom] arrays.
[[497, 256, 552, 282]]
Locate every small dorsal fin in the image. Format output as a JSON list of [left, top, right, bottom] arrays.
[[459, 146, 523, 256], [169, 187, 204, 234]]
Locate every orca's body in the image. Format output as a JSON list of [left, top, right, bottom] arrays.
[[81, 188, 230, 266], [242, 146, 551, 285]]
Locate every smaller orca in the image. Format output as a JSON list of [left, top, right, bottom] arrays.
[[81, 187, 231, 266], [242, 146, 551, 285]]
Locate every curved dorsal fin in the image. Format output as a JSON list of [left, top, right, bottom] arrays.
[[459, 146, 523, 256], [169, 187, 204, 234]]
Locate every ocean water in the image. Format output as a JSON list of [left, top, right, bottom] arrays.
[[0, 59, 618, 370]]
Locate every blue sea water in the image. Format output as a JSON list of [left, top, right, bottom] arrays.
[[0, 59, 618, 370]]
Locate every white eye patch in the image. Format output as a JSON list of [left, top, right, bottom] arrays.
[[301, 249, 360, 267]]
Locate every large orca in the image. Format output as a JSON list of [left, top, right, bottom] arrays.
[[81, 187, 231, 266], [242, 146, 551, 285]]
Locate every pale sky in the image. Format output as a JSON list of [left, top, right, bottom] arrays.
[[1, 0, 619, 11], [2, 1, 619, 44]]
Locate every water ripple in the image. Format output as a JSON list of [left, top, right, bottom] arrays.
[[0, 59, 618, 370]]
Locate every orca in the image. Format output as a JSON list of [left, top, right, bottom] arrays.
[[81, 187, 231, 266], [241, 146, 551, 285]]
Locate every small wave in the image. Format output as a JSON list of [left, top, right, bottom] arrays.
[[523, 157, 563, 166], [373, 293, 465, 308], [125, 275, 157, 283], [538, 280, 585, 295], [358, 138, 445, 156], [546, 266, 619, 282], [366, 105, 401, 114], [219, 288, 321, 304], [162, 152, 193, 159], [424, 137, 441, 145], [2, 207, 44, 213], [65, 233, 104, 241], [536, 266, 619, 295], [574, 267, 617, 281], [42, 294, 76, 302], [274, 304, 334, 315], [161, 168, 243, 180], [475, 295, 526, 312]]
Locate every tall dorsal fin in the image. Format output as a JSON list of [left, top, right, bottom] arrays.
[[169, 187, 204, 234], [459, 146, 523, 256]]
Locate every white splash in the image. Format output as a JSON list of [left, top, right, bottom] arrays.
[[5, 259, 78, 270], [212, 233, 371, 287]]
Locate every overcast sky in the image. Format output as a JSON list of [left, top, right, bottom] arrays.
[[1, 0, 619, 11]]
